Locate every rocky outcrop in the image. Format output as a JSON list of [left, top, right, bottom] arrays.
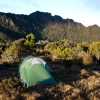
[[0, 14, 15, 27]]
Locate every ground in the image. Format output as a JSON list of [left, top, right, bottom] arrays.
[[0, 59, 100, 100]]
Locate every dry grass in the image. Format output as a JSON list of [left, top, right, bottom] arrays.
[[0, 60, 100, 100]]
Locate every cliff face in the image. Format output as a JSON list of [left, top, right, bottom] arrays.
[[0, 11, 100, 43]]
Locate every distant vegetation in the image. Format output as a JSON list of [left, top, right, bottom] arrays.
[[0, 33, 100, 68]]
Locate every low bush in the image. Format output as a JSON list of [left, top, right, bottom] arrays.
[[82, 53, 93, 67], [0, 77, 24, 100]]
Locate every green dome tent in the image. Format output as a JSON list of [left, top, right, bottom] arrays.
[[18, 56, 56, 86]]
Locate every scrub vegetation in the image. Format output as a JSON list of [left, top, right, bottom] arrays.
[[0, 33, 100, 100]]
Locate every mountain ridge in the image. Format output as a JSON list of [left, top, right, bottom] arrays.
[[0, 11, 100, 44]]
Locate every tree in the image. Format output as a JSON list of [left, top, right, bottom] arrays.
[[24, 33, 35, 47], [1, 39, 23, 63], [44, 40, 72, 52], [89, 41, 100, 60]]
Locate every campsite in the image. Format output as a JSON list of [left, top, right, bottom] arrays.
[[0, 1, 100, 99], [0, 37, 100, 100]]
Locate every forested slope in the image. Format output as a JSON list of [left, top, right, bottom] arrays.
[[0, 11, 100, 44]]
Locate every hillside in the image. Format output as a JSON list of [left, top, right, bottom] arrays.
[[0, 11, 100, 44]]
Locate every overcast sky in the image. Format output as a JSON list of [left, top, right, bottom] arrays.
[[0, 0, 100, 27]]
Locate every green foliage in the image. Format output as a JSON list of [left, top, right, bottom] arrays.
[[50, 47, 73, 58], [89, 41, 100, 60], [76, 42, 89, 52], [42, 23, 100, 44], [44, 40, 74, 63], [44, 40, 95, 67], [0, 32, 9, 44], [24, 33, 35, 47], [24, 40, 29, 46], [1, 44, 18, 63], [44, 40, 72, 51], [1, 39, 23, 63], [34, 44, 45, 55], [71, 42, 89, 58]]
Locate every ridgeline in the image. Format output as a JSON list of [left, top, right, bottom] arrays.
[[0, 11, 100, 44]]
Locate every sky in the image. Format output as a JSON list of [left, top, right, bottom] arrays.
[[0, 0, 100, 27]]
